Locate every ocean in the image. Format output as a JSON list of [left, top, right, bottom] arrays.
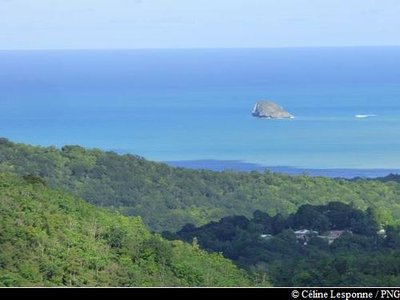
[[1, 47, 400, 177]]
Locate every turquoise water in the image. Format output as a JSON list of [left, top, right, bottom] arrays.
[[1, 48, 400, 169]]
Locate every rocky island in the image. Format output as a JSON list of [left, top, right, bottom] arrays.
[[252, 100, 294, 119]]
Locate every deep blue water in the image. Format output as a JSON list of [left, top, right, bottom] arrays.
[[1, 47, 400, 172], [165, 160, 400, 179]]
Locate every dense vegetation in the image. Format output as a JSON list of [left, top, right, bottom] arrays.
[[167, 202, 400, 286], [0, 173, 260, 287], [1, 138, 400, 232]]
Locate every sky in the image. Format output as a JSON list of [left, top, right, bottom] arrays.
[[0, 0, 399, 50]]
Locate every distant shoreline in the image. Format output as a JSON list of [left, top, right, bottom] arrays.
[[164, 159, 400, 179]]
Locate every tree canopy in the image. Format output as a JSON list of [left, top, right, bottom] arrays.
[[168, 203, 400, 287], [1, 138, 400, 232], [0, 173, 260, 287]]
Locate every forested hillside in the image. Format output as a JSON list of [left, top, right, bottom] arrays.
[[1, 138, 400, 232], [0, 173, 259, 287], [167, 203, 400, 286]]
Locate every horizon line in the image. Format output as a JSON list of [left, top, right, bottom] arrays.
[[1, 45, 400, 51]]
